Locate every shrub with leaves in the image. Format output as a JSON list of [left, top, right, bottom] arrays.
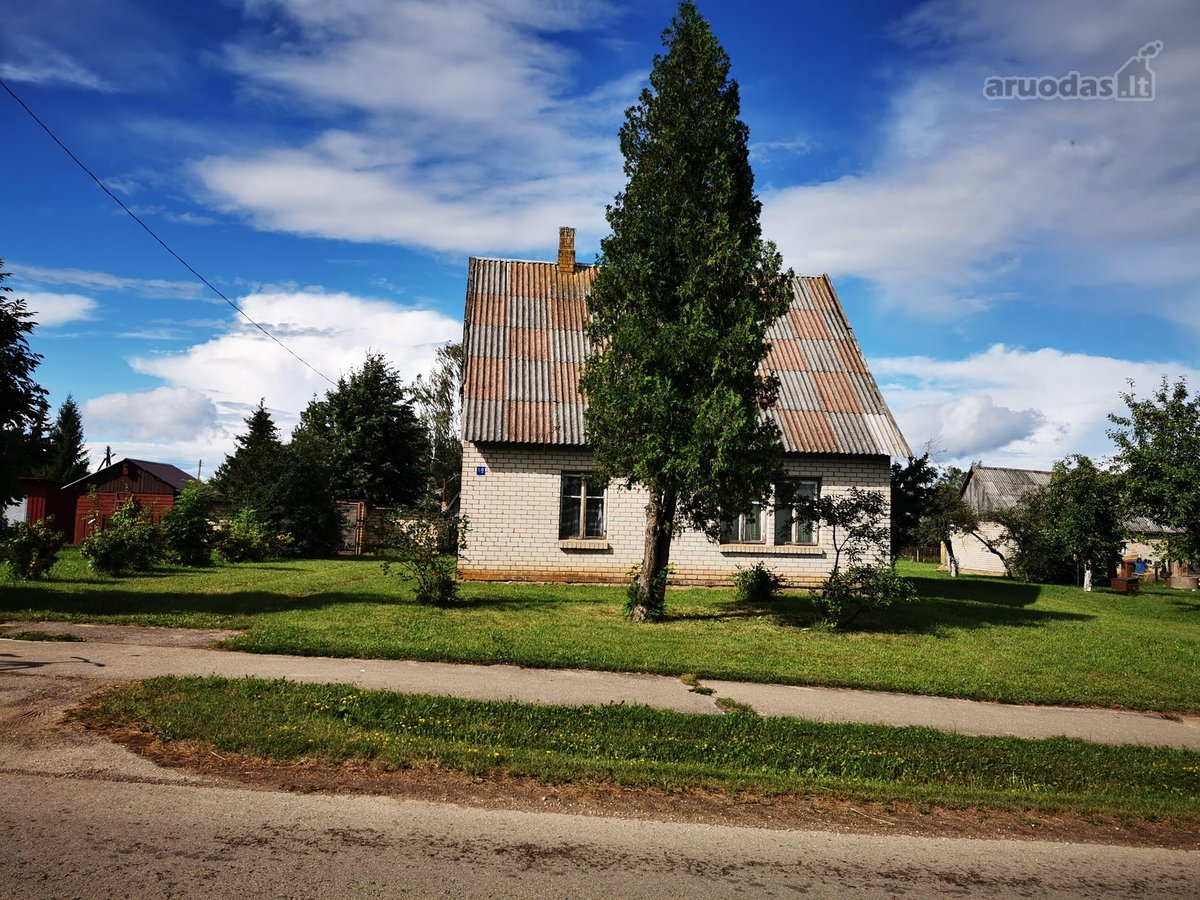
[[1, 517, 65, 579], [732, 562, 785, 604], [216, 508, 292, 563], [381, 507, 467, 606], [161, 481, 216, 567], [80, 496, 164, 576], [813, 563, 918, 627]]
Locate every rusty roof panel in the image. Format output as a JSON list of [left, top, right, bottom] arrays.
[[788, 308, 830, 340], [821, 308, 850, 340], [789, 277, 817, 310], [464, 355, 507, 401], [812, 371, 863, 414], [799, 339, 840, 373], [508, 327, 550, 360], [552, 361, 581, 404], [506, 401, 552, 443], [765, 338, 807, 371], [834, 339, 868, 374], [766, 313, 797, 340], [847, 372, 889, 414], [779, 409, 839, 453], [550, 297, 588, 331]]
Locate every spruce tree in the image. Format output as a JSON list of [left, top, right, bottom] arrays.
[[211, 400, 283, 508], [0, 260, 49, 505], [37, 395, 90, 483], [581, 2, 793, 620]]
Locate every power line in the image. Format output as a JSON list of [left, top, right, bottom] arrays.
[[0, 76, 336, 387]]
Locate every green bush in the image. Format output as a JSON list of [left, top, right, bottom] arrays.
[[380, 508, 467, 606], [216, 508, 292, 563], [732, 562, 785, 604], [813, 564, 917, 627], [161, 481, 217, 567], [80, 497, 164, 576], [1, 517, 66, 579]]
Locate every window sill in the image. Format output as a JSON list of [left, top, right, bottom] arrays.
[[718, 543, 825, 556], [558, 539, 611, 551]]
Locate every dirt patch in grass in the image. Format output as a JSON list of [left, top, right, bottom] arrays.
[[0, 621, 241, 647], [91, 721, 1200, 851]]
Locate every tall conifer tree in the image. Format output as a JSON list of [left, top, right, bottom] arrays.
[[581, 2, 792, 619], [37, 394, 90, 483]]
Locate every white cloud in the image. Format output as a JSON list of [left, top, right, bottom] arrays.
[[19, 292, 98, 327], [79, 290, 462, 469], [875, 344, 1200, 468], [84, 387, 219, 442], [192, 0, 632, 255], [0, 43, 109, 90], [9, 264, 208, 301], [761, 0, 1200, 320]]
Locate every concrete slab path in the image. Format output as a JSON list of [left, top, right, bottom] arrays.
[[2, 628, 1197, 750]]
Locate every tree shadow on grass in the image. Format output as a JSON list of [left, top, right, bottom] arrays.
[[907, 575, 1042, 607], [0, 588, 403, 620]]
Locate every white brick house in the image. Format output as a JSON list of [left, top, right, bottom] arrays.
[[458, 229, 911, 587]]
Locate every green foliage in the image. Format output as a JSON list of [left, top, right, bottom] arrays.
[[732, 561, 785, 604], [254, 441, 342, 558], [34, 394, 89, 483], [210, 400, 281, 509], [814, 563, 918, 627], [216, 508, 292, 563], [997, 456, 1125, 584], [794, 487, 890, 574], [295, 353, 429, 508], [890, 453, 938, 555], [1108, 377, 1200, 562], [580, 3, 792, 618], [1, 516, 66, 579], [161, 481, 217, 567], [411, 342, 463, 505], [0, 260, 50, 506], [915, 476, 979, 575], [380, 507, 468, 606], [624, 562, 672, 621], [80, 495, 164, 576]]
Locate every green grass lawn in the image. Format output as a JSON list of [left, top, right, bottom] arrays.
[[4, 549, 1198, 712], [81, 676, 1200, 821]]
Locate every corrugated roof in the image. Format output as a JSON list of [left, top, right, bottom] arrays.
[[961, 466, 1052, 515], [461, 258, 911, 456], [62, 458, 196, 493]]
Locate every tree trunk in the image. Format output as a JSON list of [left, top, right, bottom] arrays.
[[1083, 565, 1093, 592], [970, 530, 1013, 578], [631, 487, 676, 621]]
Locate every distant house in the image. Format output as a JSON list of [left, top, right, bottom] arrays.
[[457, 228, 911, 587], [945, 466, 1051, 576], [62, 458, 196, 544]]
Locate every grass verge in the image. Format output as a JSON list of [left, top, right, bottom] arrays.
[[81, 676, 1200, 821], [5, 630, 85, 642]]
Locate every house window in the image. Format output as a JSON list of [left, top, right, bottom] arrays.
[[774, 480, 818, 545], [559, 473, 606, 539], [719, 498, 765, 544]]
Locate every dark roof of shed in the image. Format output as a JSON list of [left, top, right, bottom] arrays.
[[960, 465, 1052, 514], [460, 259, 911, 457], [62, 458, 196, 493]]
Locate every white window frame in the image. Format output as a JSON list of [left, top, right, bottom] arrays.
[[558, 472, 606, 540], [773, 478, 819, 546], [719, 498, 766, 544]]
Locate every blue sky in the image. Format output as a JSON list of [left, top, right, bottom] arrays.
[[2, 0, 1197, 473]]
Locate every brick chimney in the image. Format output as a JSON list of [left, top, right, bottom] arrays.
[[557, 226, 575, 275]]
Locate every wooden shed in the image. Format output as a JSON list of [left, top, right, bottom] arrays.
[[63, 458, 196, 544], [12, 477, 77, 540]]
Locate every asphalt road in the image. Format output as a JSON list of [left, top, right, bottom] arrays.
[[4, 771, 1199, 899]]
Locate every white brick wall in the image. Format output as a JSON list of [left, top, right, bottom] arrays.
[[946, 522, 1012, 575], [459, 442, 892, 587]]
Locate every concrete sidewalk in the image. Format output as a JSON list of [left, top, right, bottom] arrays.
[[1, 629, 1197, 750]]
